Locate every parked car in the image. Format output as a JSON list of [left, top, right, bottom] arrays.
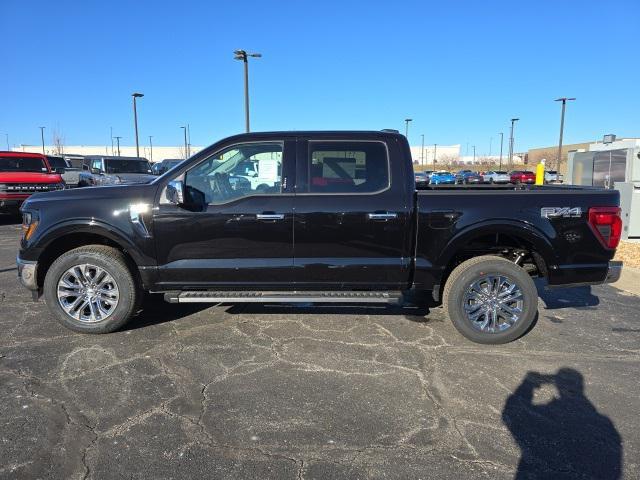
[[0, 151, 65, 214], [152, 159, 184, 176], [78, 156, 154, 187], [455, 170, 484, 184], [46, 156, 82, 188], [17, 130, 622, 345], [509, 170, 536, 184], [430, 170, 456, 185], [483, 170, 511, 184], [544, 170, 563, 184], [414, 171, 431, 187]]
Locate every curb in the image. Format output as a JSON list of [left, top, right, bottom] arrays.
[[611, 266, 640, 297]]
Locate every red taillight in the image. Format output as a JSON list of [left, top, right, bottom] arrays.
[[588, 207, 622, 249]]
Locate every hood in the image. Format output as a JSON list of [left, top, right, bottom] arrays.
[[0, 171, 62, 183], [22, 183, 157, 210], [110, 173, 156, 184]]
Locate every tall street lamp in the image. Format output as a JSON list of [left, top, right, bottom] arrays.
[[39, 127, 46, 154], [148, 135, 153, 162], [420, 134, 424, 165], [472, 145, 476, 164], [433, 143, 437, 170], [234, 50, 262, 133], [404, 118, 412, 138], [114, 136, 122, 156], [132, 92, 144, 158], [498, 132, 504, 169], [555, 97, 576, 171], [180, 126, 188, 159], [508, 118, 519, 166]]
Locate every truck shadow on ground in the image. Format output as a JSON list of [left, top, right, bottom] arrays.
[[535, 279, 600, 310], [503, 368, 622, 479]]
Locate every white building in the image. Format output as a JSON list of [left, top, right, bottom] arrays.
[[409, 144, 460, 166], [12, 145, 203, 162]]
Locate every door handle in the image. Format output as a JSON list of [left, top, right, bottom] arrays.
[[256, 213, 285, 220], [367, 212, 398, 221]]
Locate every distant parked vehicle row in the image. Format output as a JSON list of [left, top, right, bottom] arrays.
[[78, 156, 154, 187], [413, 168, 550, 187], [152, 159, 184, 176], [46, 156, 82, 188]]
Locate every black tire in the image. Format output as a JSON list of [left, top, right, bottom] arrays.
[[43, 245, 139, 333], [443, 255, 538, 344]]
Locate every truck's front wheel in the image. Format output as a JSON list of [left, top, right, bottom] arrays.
[[443, 255, 538, 344], [43, 245, 139, 333]]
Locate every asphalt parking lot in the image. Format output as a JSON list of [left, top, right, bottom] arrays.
[[0, 214, 639, 479]]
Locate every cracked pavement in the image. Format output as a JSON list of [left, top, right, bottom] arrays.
[[1, 215, 639, 479]]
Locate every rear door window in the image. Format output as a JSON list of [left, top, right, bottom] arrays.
[[307, 141, 389, 194]]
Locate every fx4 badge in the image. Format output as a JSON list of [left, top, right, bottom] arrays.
[[541, 207, 583, 219]]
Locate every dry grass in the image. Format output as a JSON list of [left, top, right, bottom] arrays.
[[614, 241, 640, 269]]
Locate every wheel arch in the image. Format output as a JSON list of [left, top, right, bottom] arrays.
[[35, 222, 145, 290]]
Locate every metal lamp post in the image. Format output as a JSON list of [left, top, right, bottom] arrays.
[[508, 118, 519, 166], [498, 132, 504, 169], [433, 143, 437, 170], [404, 118, 412, 138], [555, 97, 576, 171], [114, 136, 122, 156], [234, 50, 262, 133], [180, 126, 188, 159], [131, 93, 144, 157], [420, 134, 424, 165], [39, 127, 45, 154], [148, 136, 153, 161]]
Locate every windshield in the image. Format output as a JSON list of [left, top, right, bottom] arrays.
[[47, 156, 67, 169], [104, 159, 151, 174], [0, 156, 48, 173], [435, 171, 451, 175], [495, 171, 508, 174]]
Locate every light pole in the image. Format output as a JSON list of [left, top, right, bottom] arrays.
[[132, 92, 144, 158], [110, 126, 114, 155], [39, 127, 46, 154], [234, 50, 262, 133], [508, 118, 519, 166], [420, 134, 424, 165], [498, 132, 504, 169], [555, 97, 576, 171], [114, 136, 122, 156], [433, 143, 437, 170], [472, 145, 476, 164], [180, 126, 188, 159], [404, 118, 412, 138], [148, 136, 153, 161]]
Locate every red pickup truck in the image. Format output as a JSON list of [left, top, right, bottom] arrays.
[[0, 152, 65, 214], [509, 170, 536, 184]]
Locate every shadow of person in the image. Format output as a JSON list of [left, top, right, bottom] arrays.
[[502, 368, 622, 479]]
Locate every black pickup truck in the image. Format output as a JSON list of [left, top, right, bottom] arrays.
[[17, 131, 623, 344]]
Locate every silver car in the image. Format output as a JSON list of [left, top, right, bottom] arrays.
[[483, 170, 510, 184]]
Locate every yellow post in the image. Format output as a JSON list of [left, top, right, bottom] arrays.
[[535, 162, 545, 185]]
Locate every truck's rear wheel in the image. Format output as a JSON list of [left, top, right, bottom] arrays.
[[43, 245, 139, 333], [443, 255, 538, 344]]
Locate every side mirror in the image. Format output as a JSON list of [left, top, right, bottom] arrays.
[[166, 180, 184, 204], [53, 167, 66, 174]]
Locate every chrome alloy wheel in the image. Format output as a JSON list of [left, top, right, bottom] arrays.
[[56, 264, 120, 323], [462, 275, 524, 333]]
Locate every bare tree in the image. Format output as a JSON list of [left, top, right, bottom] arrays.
[[52, 125, 65, 155]]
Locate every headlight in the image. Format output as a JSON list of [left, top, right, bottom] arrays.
[[0, 183, 6, 192], [21, 211, 39, 241]]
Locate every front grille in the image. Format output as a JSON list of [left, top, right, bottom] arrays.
[[5, 183, 61, 193]]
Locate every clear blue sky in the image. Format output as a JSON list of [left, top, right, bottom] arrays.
[[3, 0, 639, 154]]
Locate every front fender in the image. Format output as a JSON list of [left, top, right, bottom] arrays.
[[28, 219, 155, 266]]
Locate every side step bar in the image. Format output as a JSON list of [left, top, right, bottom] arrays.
[[163, 290, 403, 305]]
